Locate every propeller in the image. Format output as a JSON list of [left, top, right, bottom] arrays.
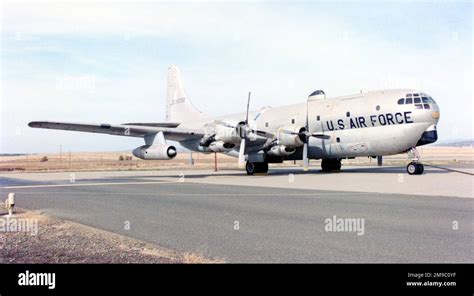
[[214, 119, 274, 139], [298, 97, 330, 171], [302, 97, 310, 171], [213, 92, 273, 168], [274, 97, 311, 170], [238, 92, 252, 168]]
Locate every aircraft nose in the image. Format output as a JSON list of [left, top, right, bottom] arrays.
[[422, 94, 440, 122], [429, 101, 440, 121], [417, 124, 438, 146]]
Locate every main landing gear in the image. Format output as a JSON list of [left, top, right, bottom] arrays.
[[407, 162, 424, 175], [321, 159, 341, 172], [246, 161, 269, 175], [406, 147, 424, 175]]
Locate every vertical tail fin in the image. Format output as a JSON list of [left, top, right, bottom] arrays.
[[166, 65, 207, 123]]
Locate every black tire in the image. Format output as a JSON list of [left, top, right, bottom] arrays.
[[321, 159, 341, 172], [321, 159, 332, 172], [407, 162, 418, 175], [259, 162, 269, 174], [417, 163, 424, 175], [246, 162, 268, 175], [246, 161, 255, 175]]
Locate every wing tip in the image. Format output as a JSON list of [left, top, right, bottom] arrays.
[[28, 121, 49, 128]]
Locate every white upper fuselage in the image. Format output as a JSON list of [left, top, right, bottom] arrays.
[[179, 89, 440, 159]]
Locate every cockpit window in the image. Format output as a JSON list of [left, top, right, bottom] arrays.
[[424, 96, 435, 103], [397, 98, 405, 105], [407, 92, 436, 108]]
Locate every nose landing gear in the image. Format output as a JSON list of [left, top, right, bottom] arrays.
[[407, 162, 424, 175], [406, 147, 424, 175]]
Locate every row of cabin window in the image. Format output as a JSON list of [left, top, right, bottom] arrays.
[[266, 113, 357, 127], [265, 117, 313, 126], [265, 119, 296, 127], [268, 112, 378, 126], [265, 101, 429, 127]]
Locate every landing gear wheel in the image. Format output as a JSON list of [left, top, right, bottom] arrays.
[[321, 159, 341, 172], [246, 161, 256, 175], [321, 160, 330, 172], [246, 162, 269, 175], [407, 147, 425, 175], [417, 163, 424, 174], [407, 162, 424, 175], [407, 162, 417, 175], [257, 162, 269, 174]]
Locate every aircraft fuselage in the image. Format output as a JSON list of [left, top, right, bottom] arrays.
[[180, 89, 440, 160]]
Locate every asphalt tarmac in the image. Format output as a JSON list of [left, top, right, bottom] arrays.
[[1, 166, 472, 263]]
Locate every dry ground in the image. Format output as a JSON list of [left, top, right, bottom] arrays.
[[0, 151, 236, 172], [1, 146, 472, 173], [0, 209, 221, 263]]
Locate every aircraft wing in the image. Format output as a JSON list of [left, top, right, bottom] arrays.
[[122, 122, 180, 128], [28, 121, 204, 142]]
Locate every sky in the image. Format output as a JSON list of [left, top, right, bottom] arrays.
[[1, 0, 472, 153]]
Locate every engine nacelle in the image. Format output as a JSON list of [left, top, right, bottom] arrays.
[[132, 144, 177, 160], [214, 123, 242, 144], [208, 141, 236, 153], [278, 125, 306, 147], [267, 145, 296, 156]]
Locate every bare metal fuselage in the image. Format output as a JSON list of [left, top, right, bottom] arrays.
[[179, 89, 440, 160]]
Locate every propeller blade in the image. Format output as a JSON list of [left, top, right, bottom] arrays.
[[305, 96, 309, 132], [287, 131, 330, 140], [214, 120, 236, 129], [254, 129, 274, 138], [311, 133, 330, 140], [238, 138, 246, 168], [238, 92, 251, 168], [302, 142, 309, 171], [245, 92, 251, 125]]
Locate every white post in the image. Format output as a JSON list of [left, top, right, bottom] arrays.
[[7, 192, 15, 216]]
